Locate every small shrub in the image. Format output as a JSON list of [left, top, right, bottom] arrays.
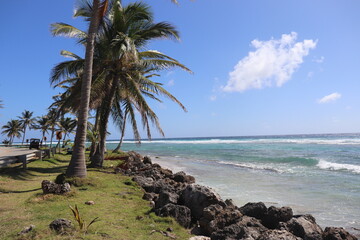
[[69, 205, 99, 233]]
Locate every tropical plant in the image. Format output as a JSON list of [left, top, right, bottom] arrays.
[[69, 205, 99, 233], [51, 0, 191, 168], [18, 110, 36, 145], [34, 116, 50, 145], [58, 117, 77, 146], [1, 120, 23, 145], [51, 0, 109, 178], [2, 139, 10, 146], [47, 108, 60, 151]]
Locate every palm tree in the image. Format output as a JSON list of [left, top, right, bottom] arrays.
[[47, 108, 60, 151], [51, 0, 108, 177], [1, 120, 23, 145], [34, 116, 50, 145], [18, 110, 36, 145], [51, 0, 191, 168], [58, 117, 77, 146], [0, 99, 3, 109]]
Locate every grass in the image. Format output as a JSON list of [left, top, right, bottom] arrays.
[[0, 153, 193, 240]]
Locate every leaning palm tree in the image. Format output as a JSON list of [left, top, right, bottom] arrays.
[[1, 120, 23, 145], [18, 110, 36, 145], [51, 0, 108, 177]]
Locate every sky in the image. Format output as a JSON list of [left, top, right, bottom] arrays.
[[1, 0, 360, 141]]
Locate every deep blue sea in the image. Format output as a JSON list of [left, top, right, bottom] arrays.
[[106, 133, 360, 235]]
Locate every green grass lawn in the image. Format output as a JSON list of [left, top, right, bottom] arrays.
[[0, 153, 193, 240]]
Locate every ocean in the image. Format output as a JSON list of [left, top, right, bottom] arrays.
[[105, 133, 360, 235]]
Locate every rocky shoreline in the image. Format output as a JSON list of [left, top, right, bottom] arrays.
[[116, 151, 358, 240]]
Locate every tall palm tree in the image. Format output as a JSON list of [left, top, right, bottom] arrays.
[[34, 116, 50, 145], [1, 120, 23, 145], [18, 110, 36, 145], [51, 0, 108, 177], [51, 0, 191, 168]]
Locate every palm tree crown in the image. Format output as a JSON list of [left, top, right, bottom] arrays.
[[51, 0, 191, 168], [1, 120, 23, 145], [18, 110, 36, 145]]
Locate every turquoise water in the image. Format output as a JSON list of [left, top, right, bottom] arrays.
[[106, 133, 360, 235]]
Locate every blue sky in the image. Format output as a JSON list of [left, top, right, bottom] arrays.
[[1, 0, 360, 141]]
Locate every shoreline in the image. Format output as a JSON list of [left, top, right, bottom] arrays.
[[121, 151, 359, 239], [147, 154, 360, 238]]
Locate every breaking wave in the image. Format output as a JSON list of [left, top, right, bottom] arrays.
[[317, 160, 360, 174]]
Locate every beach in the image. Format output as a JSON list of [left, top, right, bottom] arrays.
[[106, 133, 360, 237]]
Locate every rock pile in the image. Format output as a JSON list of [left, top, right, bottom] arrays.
[[116, 152, 358, 240]]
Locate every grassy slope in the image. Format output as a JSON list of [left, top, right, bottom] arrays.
[[0, 154, 192, 240]]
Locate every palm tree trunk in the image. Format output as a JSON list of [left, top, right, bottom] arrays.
[[21, 126, 27, 145], [50, 129, 55, 154], [113, 112, 127, 153], [89, 109, 100, 159], [62, 132, 67, 147], [66, 0, 101, 178], [90, 75, 119, 167]]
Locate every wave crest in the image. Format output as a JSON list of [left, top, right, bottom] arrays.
[[317, 160, 360, 174]]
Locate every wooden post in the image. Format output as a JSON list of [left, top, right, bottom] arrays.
[[19, 155, 27, 169]]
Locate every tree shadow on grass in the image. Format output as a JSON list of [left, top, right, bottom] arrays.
[[0, 187, 41, 194], [0, 165, 38, 181], [0, 161, 67, 181]]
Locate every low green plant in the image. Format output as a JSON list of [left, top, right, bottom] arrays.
[[69, 205, 100, 233]]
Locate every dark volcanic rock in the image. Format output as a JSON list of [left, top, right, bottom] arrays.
[[210, 222, 246, 240], [199, 204, 243, 236], [142, 192, 158, 201], [155, 191, 179, 209], [180, 184, 223, 220], [239, 202, 268, 219], [258, 229, 302, 240], [132, 176, 154, 192], [210, 219, 266, 240], [323, 227, 358, 240], [155, 203, 192, 228], [173, 171, 195, 184], [49, 218, 72, 233], [262, 206, 293, 229], [143, 156, 152, 164], [41, 180, 71, 195], [286, 214, 323, 240]]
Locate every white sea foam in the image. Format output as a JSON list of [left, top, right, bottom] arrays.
[[317, 160, 360, 174], [218, 161, 283, 173], [107, 138, 360, 145]]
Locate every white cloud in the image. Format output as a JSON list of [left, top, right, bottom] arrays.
[[167, 79, 175, 86], [318, 92, 341, 104], [222, 32, 317, 92]]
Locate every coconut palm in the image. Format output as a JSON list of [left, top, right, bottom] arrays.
[[51, 0, 108, 177], [58, 117, 77, 146], [18, 110, 36, 145], [1, 120, 23, 145], [51, 0, 191, 168], [47, 108, 60, 151], [34, 116, 50, 145]]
